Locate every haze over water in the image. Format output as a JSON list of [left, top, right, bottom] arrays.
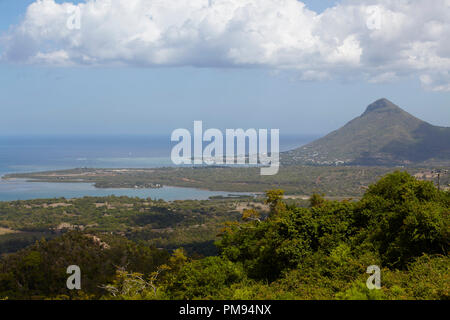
[[0, 134, 316, 201]]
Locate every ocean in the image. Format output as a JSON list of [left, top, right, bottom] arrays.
[[0, 134, 317, 201]]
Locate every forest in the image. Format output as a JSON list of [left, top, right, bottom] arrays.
[[0, 172, 448, 300]]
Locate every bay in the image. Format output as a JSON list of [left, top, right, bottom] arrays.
[[0, 178, 251, 201], [0, 134, 317, 201]]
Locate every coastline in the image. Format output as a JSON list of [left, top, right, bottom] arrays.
[[5, 165, 448, 197]]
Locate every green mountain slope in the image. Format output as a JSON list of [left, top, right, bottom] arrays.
[[283, 98, 450, 166]]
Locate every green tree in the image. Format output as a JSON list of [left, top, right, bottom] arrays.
[[265, 189, 286, 218]]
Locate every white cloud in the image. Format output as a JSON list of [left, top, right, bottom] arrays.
[[368, 72, 398, 84], [1, 0, 449, 91], [421, 71, 450, 92]]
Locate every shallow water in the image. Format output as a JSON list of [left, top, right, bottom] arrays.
[[0, 178, 251, 201], [0, 134, 316, 201]]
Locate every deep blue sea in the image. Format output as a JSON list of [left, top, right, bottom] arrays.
[[0, 134, 316, 201]]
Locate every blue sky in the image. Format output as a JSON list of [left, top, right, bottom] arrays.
[[0, 0, 448, 135]]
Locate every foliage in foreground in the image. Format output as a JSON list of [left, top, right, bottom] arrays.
[[0, 172, 448, 300]]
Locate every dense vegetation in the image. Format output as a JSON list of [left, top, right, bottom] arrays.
[[0, 196, 246, 256], [0, 172, 448, 300], [0, 232, 169, 299]]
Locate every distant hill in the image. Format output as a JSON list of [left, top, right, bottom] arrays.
[[283, 98, 450, 166]]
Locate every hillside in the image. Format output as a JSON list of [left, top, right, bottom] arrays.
[[283, 99, 450, 166], [1, 172, 448, 300]]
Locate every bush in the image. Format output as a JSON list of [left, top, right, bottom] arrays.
[[165, 256, 245, 299]]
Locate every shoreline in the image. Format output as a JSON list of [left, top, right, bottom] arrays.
[[0, 176, 258, 202], [2, 165, 448, 199]]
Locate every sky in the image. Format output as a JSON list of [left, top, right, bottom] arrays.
[[0, 0, 448, 136]]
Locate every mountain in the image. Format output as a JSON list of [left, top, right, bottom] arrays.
[[283, 98, 450, 166]]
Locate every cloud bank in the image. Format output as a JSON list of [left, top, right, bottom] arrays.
[[1, 0, 450, 91]]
